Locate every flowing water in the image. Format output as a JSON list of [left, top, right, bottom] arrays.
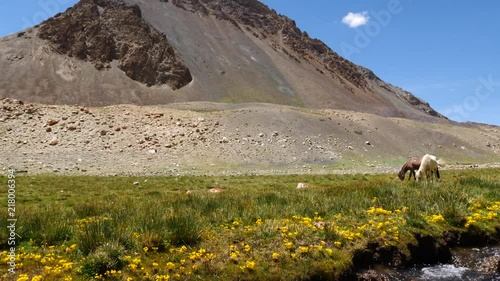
[[372, 246, 500, 280]]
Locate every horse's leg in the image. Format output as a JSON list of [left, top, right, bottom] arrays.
[[409, 169, 414, 180], [436, 168, 440, 181]]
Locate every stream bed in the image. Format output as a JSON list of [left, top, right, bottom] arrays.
[[371, 246, 500, 280]]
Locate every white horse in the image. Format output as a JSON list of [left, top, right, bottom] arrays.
[[415, 154, 444, 182]]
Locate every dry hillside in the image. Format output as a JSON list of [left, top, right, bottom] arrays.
[[2, 0, 441, 121], [1, 0, 499, 175], [1, 98, 499, 176]]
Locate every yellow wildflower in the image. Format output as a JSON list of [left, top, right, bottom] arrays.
[[230, 251, 239, 260], [128, 263, 138, 270], [299, 246, 309, 253], [166, 262, 175, 270], [31, 275, 43, 281], [245, 261, 255, 270], [17, 274, 29, 281], [155, 275, 170, 281]]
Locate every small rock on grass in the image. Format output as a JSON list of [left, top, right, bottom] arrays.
[[49, 136, 59, 146], [296, 182, 308, 189]]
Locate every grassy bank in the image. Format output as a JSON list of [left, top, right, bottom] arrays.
[[1, 169, 500, 280]]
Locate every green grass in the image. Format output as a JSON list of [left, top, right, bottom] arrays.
[[1, 169, 500, 280]]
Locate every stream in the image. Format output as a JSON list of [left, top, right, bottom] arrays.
[[371, 246, 500, 280]]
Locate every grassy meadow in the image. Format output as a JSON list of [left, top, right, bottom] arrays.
[[1, 169, 500, 280]]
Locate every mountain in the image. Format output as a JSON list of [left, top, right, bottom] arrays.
[[1, 0, 498, 176], [0, 0, 443, 121]]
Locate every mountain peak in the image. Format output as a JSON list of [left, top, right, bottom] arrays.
[[0, 0, 444, 121]]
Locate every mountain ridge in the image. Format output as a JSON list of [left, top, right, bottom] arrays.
[[1, 0, 444, 121], [158, 0, 444, 119]]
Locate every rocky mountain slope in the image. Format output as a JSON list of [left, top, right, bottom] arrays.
[[2, 0, 499, 175], [1, 98, 499, 176], [38, 0, 192, 88], [1, 0, 441, 121]]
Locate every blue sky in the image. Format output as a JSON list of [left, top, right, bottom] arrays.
[[259, 0, 500, 125], [1, 0, 499, 125]]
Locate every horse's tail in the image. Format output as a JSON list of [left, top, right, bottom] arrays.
[[428, 155, 445, 167]]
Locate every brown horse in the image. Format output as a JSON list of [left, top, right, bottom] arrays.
[[398, 158, 421, 181]]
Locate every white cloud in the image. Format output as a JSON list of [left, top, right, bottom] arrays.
[[342, 11, 370, 28]]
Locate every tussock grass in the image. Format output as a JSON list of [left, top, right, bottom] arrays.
[[1, 169, 500, 280]]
